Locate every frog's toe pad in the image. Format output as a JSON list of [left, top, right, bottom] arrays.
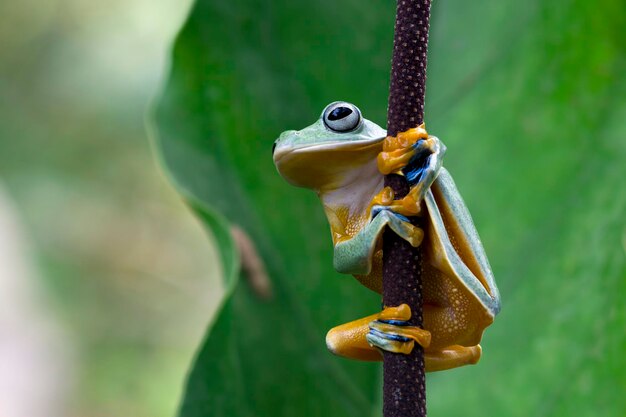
[[404, 223, 424, 247], [366, 318, 431, 354]]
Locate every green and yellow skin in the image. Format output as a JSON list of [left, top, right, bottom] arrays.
[[272, 102, 500, 372]]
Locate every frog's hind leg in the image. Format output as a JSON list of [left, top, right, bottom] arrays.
[[424, 345, 482, 372], [326, 305, 431, 361], [326, 313, 382, 361], [366, 304, 431, 355]]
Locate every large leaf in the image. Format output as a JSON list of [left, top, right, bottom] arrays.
[[152, 0, 626, 415]]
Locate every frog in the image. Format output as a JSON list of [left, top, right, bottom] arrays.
[[272, 101, 500, 372]]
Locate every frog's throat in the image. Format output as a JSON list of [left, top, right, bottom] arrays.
[[318, 155, 385, 245]]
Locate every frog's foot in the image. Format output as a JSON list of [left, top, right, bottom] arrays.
[[386, 193, 422, 217], [374, 126, 439, 218], [387, 178, 430, 217], [367, 185, 422, 218], [368, 186, 423, 218], [366, 304, 431, 355], [367, 187, 395, 217], [377, 125, 429, 175], [371, 206, 423, 247], [425, 345, 482, 372]]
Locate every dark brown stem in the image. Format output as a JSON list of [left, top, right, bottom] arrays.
[[382, 1, 431, 417]]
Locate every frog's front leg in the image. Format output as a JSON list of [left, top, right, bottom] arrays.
[[326, 304, 430, 361], [376, 126, 446, 218], [392, 138, 444, 216], [333, 209, 423, 275]]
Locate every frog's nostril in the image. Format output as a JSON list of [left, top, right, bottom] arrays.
[[272, 141, 277, 155]]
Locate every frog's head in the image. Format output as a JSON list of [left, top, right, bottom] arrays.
[[273, 101, 386, 190]]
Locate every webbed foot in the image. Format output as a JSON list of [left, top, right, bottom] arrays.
[[366, 304, 431, 355], [369, 186, 423, 218], [377, 125, 429, 175], [374, 124, 444, 218]]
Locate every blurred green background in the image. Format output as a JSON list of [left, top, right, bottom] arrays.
[[1, 0, 625, 416], [0, 0, 224, 416], [154, 0, 626, 416]]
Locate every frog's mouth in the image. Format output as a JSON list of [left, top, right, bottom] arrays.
[[274, 137, 384, 164], [273, 137, 384, 189]]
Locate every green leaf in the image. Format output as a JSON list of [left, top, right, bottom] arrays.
[[151, 0, 626, 415]]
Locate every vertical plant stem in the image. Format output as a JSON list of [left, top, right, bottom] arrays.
[[382, 1, 432, 417]]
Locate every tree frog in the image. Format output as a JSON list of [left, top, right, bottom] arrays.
[[272, 102, 500, 372]]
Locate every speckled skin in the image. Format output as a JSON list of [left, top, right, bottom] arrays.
[[273, 105, 500, 372]]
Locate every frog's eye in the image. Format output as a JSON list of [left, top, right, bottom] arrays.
[[322, 102, 362, 132]]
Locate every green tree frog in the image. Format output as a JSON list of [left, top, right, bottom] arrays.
[[272, 102, 500, 372]]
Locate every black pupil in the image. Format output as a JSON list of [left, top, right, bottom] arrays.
[[328, 106, 353, 121]]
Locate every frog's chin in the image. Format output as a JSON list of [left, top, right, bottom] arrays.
[[273, 138, 384, 190]]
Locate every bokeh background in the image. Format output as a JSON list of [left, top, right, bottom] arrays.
[[0, 0, 223, 416], [2, 0, 625, 416], [154, 0, 626, 416]]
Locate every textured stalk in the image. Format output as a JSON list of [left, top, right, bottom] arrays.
[[382, 1, 432, 417]]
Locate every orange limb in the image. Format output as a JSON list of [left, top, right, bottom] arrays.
[[325, 304, 482, 372], [377, 124, 429, 175], [371, 124, 436, 217], [326, 305, 430, 360], [424, 345, 482, 372]]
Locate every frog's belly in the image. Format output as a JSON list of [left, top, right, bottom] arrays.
[[422, 261, 493, 350]]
